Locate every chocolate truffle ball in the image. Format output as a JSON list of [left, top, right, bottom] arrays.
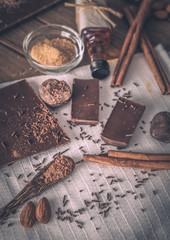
[[150, 111, 170, 143], [39, 79, 72, 107]]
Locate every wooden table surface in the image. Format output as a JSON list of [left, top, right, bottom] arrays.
[[0, 0, 170, 83]]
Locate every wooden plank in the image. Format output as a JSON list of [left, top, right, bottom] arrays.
[[0, 44, 39, 83], [0, 19, 45, 56], [36, 3, 76, 29], [0, 0, 62, 33]]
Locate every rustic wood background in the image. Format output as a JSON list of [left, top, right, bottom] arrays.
[[0, 0, 170, 83]]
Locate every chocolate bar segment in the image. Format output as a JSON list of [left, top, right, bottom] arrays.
[[71, 78, 99, 125], [0, 80, 69, 168], [101, 97, 145, 148]]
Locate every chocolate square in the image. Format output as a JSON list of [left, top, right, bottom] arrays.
[[101, 97, 145, 148], [0, 80, 69, 168], [71, 78, 99, 125]]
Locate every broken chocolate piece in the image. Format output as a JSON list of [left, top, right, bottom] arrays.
[[39, 79, 72, 107], [71, 78, 99, 125], [0, 80, 70, 168], [101, 97, 145, 148]]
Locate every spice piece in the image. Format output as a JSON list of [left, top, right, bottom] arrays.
[[39, 79, 72, 107], [83, 154, 170, 170], [108, 150, 170, 161], [20, 201, 36, 228], [36, 197, 51, 224], [123, 6, 170, 95], [111, 0, 153, 87], [30, 38, 76, 66], [150, 111, 170, 143]]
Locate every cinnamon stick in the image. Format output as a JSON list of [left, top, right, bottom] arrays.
[[108, 150, 170, 161], [111, 0, 153, 87], [83, 154, 170, 170], [123, 6, 170, 95]]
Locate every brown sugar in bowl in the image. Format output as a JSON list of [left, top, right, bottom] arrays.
[[23, 24, 84, 75]]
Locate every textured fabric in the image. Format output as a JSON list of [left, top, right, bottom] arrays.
[[0, 44, 170, 240]]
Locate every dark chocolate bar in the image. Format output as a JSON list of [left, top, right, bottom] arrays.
[[0, 80, 69, 168], [0, 0, 61, 33], [101, 97, 145, 148], [71, 78, 99, 125]]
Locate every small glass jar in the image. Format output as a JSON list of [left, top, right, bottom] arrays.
[[23, 24, 84, 75]]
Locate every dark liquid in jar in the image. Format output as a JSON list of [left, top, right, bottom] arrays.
[[81, 27, 111, 62]]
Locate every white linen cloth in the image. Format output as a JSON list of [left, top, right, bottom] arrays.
[[0, 44, 170, 240]]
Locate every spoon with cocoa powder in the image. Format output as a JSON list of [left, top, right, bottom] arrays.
[[0, 155, 75, 221]]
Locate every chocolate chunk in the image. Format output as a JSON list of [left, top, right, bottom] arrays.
[[0, 80, 70, 168], [39, 79, 72, 107], [101, 97, 145, 148], [150, 111, 170, 143], [71, 78, 99, 125]]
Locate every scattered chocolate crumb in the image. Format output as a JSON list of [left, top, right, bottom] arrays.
[[7, 222, 14, 227], [135, 184, 143, 188], [33, 156, 39, 160], [153, 190, 157, 195], [0, 221, 6, 225], [126, 190, 131, 193], [84, 200, 91, 207], [140, 193, 144, 198], [104, 103, 110, 107], [17, 174, 24, 179], [107, 193, 112, 201], [27, 172, 32, 178], [76, 160, 83, 164], [99, 184, 104, 187], [133, 82, 139, 87], [42, 158, 47, 164], [60, 148, 69, 155], [4, 173, 10, 177], [121, 194, 126, 198]]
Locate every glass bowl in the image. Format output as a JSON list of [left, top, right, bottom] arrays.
[[23, 24, 84, 75]]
